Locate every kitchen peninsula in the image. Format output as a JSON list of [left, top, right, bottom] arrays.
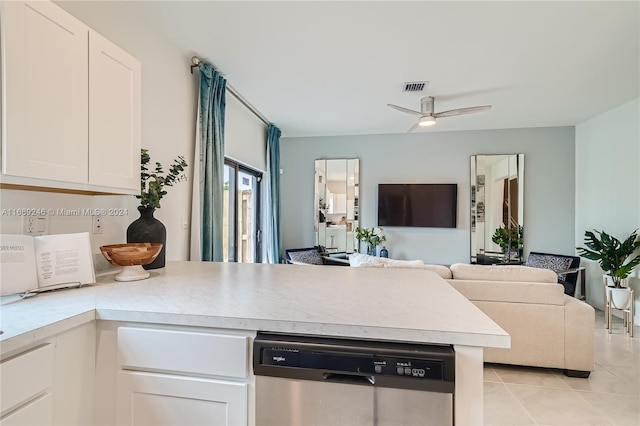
[[0, 261, 509, 425]]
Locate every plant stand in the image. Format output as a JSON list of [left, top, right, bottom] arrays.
[[603, 275, 630, 328], [606, 287, 634, 337]]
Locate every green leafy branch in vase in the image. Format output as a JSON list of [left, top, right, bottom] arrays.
[[137, 149, 188, 209], [491, 225, 523, 251], [355, 227, 387, 252]]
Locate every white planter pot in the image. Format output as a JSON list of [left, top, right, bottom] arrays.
[[607, 287, 633, 310], [604, 275, 629, 289]]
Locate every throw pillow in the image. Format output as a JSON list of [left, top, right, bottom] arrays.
[[288, 249, 323, 265], [348, 253, 384, 267], [382, 259, 426, 268], [524, 253, 572, 281]]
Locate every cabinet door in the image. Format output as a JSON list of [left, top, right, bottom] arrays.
[[117, 371, 247, 426], [0, 344, 53, 417], [2, 0, 89, 183], [88, 31, 141, 190], [0, 393, 53, 426]]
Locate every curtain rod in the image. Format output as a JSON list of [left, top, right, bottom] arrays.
[[191, 56, 270, 127]]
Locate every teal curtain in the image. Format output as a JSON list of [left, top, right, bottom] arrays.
[[265, 124, 282, 263], [198, 63, 226, 261]]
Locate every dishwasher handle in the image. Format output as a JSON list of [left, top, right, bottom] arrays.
[[322, 372, 375, 386]]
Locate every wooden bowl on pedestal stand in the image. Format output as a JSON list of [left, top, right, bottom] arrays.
[[100, 243, 163, 281]]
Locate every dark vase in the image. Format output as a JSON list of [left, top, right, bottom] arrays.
[[380, 247, 389, 258], [127, 206, 166, 270]]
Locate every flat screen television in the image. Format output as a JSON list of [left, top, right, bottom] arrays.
[[378, 184, 457, 228]]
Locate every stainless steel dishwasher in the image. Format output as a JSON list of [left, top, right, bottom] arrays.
[[253, 332, 455, 426]]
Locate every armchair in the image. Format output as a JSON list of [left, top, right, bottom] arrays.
[[284, 246, 349, 266], [525, 252, 582, 297], [284, 246, 325, 265]]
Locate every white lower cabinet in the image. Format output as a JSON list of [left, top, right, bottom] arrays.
[[0, 321, 95, 426], [114, 326, 252, 426], [0, 393, 53, 426], [117, 371, 247, 426], [0, 344, 53, 425]]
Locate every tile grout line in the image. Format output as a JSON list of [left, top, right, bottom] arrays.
[[501, 382, 540, 425]]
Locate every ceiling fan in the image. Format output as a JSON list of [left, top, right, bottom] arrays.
[[387, 96, 491, 130]]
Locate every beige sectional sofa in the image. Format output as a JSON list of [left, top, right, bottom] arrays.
[[446, 263, 594, 377], [349, 255, 595, 377]]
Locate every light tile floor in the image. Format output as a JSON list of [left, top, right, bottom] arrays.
[[484, 310, 640, 425]]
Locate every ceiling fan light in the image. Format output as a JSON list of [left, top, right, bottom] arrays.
[[418, 116, 436, 127]]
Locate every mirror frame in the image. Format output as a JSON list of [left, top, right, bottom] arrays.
[[314, 158, 359, 253], [470, 154, 524, 264]]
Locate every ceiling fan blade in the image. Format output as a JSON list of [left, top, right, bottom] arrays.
[[407, 122, 421, 133], [434, 105, 491, 118], [387, 104, 422, 116]]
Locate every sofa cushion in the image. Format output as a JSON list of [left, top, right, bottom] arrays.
[[348, 253, 452, 278], [449, 263, 558, 283], [422, 264, 453, 279], [447, 279, 565, 305], [288, 249, 323, 265]]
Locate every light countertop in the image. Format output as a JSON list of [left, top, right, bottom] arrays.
[[0, 261, 509, 356]]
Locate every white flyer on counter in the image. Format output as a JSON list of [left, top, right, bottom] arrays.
[[0, 232, 95, 296]]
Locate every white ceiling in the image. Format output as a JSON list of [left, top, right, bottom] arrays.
[[72, 1, 640, 138]]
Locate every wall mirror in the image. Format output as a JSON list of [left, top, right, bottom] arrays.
[[314, 159, 359, 253], [470, 154, 524, 264]]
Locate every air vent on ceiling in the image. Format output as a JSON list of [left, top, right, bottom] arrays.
[[402, 81, 429, 92]]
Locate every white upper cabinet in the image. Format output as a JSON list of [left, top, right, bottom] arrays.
[[1, 0, 141, 194], [88, 31, 141, 190], [2, 0, 89, 183]]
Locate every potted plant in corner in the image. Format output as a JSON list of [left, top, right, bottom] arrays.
[[127, 149, 188, 270], [577, 229, 640, 310]]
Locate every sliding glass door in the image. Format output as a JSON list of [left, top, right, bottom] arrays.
[[224, 160, 262, 263]]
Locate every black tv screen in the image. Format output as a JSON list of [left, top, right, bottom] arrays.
[[378, 184, 457, 228]]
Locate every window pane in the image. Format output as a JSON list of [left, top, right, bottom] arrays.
[[223, 159, 262, 263], [237, 171, 258, 263], [223, 164, 236, 262]]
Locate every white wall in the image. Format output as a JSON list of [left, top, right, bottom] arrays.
[[0, 1, 266, 263], [281, 127, 576, 265], [575, 97, 640, 322]]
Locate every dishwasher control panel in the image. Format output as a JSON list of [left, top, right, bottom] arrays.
[[262, 348, 446, 380], [254, 333, 455, 393]]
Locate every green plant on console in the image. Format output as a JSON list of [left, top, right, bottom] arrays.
[[137, 149, 188, 209], [577, 229, 640, 288], [491, 225, 523, 251], [355, 227, 386, 249]]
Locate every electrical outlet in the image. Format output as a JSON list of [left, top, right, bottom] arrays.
[[92, 215, 104, 234], [22, 216, 48, 235]]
